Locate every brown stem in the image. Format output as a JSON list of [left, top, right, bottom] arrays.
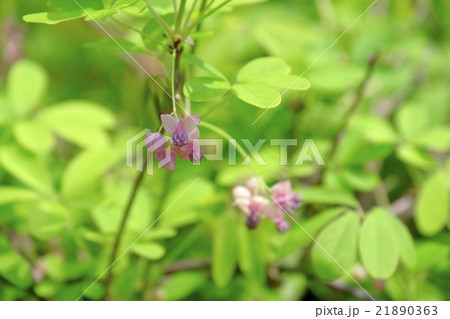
[[317, 52, 380, 184]]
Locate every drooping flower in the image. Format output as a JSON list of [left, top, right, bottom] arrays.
[[145, 132, 176, 171], [145, 114, 204, 171], [161, 114, 200, 147], [271, 180, 302, 213], [161, 114, 204, 163], [232, 178, 301, 233], [232, 178, 302, 233]]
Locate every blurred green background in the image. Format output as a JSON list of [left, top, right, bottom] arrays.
[[0, 0, 449, 301]]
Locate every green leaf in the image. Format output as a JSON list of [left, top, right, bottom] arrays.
[[410, 126, 450, 152], [162, 271, 207, 301], [159, 179, 215, 228], [359, 207, 399, 279], [183, 54, 227, 80], [38, 100, 115, 128], [237, 57, 290, 82], [113, 0, 141, 9], [131, 242, 166, 260], [0, 145, 52, 195], [84, 8, 118, 21], [278, 207, 345, 257], [6, 60, 47, 116], [415, 172, 449, 236], [85, 38, 148, 54], [23, 11, 87, 24], [413, 241, 449, 272], [37, 100, 115, 149], [48, 0, 103, 11], [339, 168, 380, 192], [237, 222, 266, 283], [254, 74, 311, 91], [13, 120, 54, 155], [396, 144, 434, 169], [232, 83, 281, 109], [386, 214, 416, 268], [395, 103, 430, 139], [28, 203, 69, 240], [184, 77, 230, 102], [0, 250, 33, 289], [212, 213, 237, 287], [0, 186, 40, 206], [61, 150, 113, 199], [350, 115, 399, 145], [299, 187, 359, 207], [311, 212, 359, 280]]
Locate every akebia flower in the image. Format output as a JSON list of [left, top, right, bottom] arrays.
[[145, 114, 204, 171], [271, 180, 302, 213], [232, 178, 302, 233], [161, 114, 200, 147]]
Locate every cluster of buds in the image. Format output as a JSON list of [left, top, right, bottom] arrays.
[[232, 179, 302, 233], [145, 114, 204, 170]]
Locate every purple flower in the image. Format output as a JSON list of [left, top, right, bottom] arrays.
[[161, 114, 200, 147], [271, 181, 302, 213], [145, 132, 176, 171], [232, 178, 301, 233], [145, 114, 204, 171], [161, 114, 205, 164]]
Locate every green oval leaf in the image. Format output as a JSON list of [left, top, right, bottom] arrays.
[[184, 77, 230, 102], [299, 187, 359, 208], [232, 83, 281, 109], [23, 11, 87, 24], [237, 222, 266, 283], [254, 74, 310, 91], [0, 145, 52, 195], [237, 57, 290, 82], [0, 186, 40, 206], [131, 242, 166, 260], [386, 214, 416, 268], [311, 212, 360, 280], [6, 60, 47, 116], [212, 213, 237, 287], [37, 100, 115, 149], [359, 207, 399, 279], [415, 172, 449, 236], [61, 150, 113, 199], [13, 120, 54, 155]]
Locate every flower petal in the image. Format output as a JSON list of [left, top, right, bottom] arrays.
[[260, 202, 284, 220], [161, 114, 178, 135], [271, 180, 293, 198], [188, 127, 200, 140], [179, 115, 200, 133], [155, 150, 176, 171], [174, 142, 193, 161], [145, 132, 167, 152]]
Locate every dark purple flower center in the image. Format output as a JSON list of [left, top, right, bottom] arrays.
[[172, 130, 189, 146], [189, 148, 204, 163], [246, 213, 260, 230]]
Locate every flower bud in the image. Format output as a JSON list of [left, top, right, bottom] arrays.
[[276, 220, 290, 233], [246, 213, 260, 229]]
